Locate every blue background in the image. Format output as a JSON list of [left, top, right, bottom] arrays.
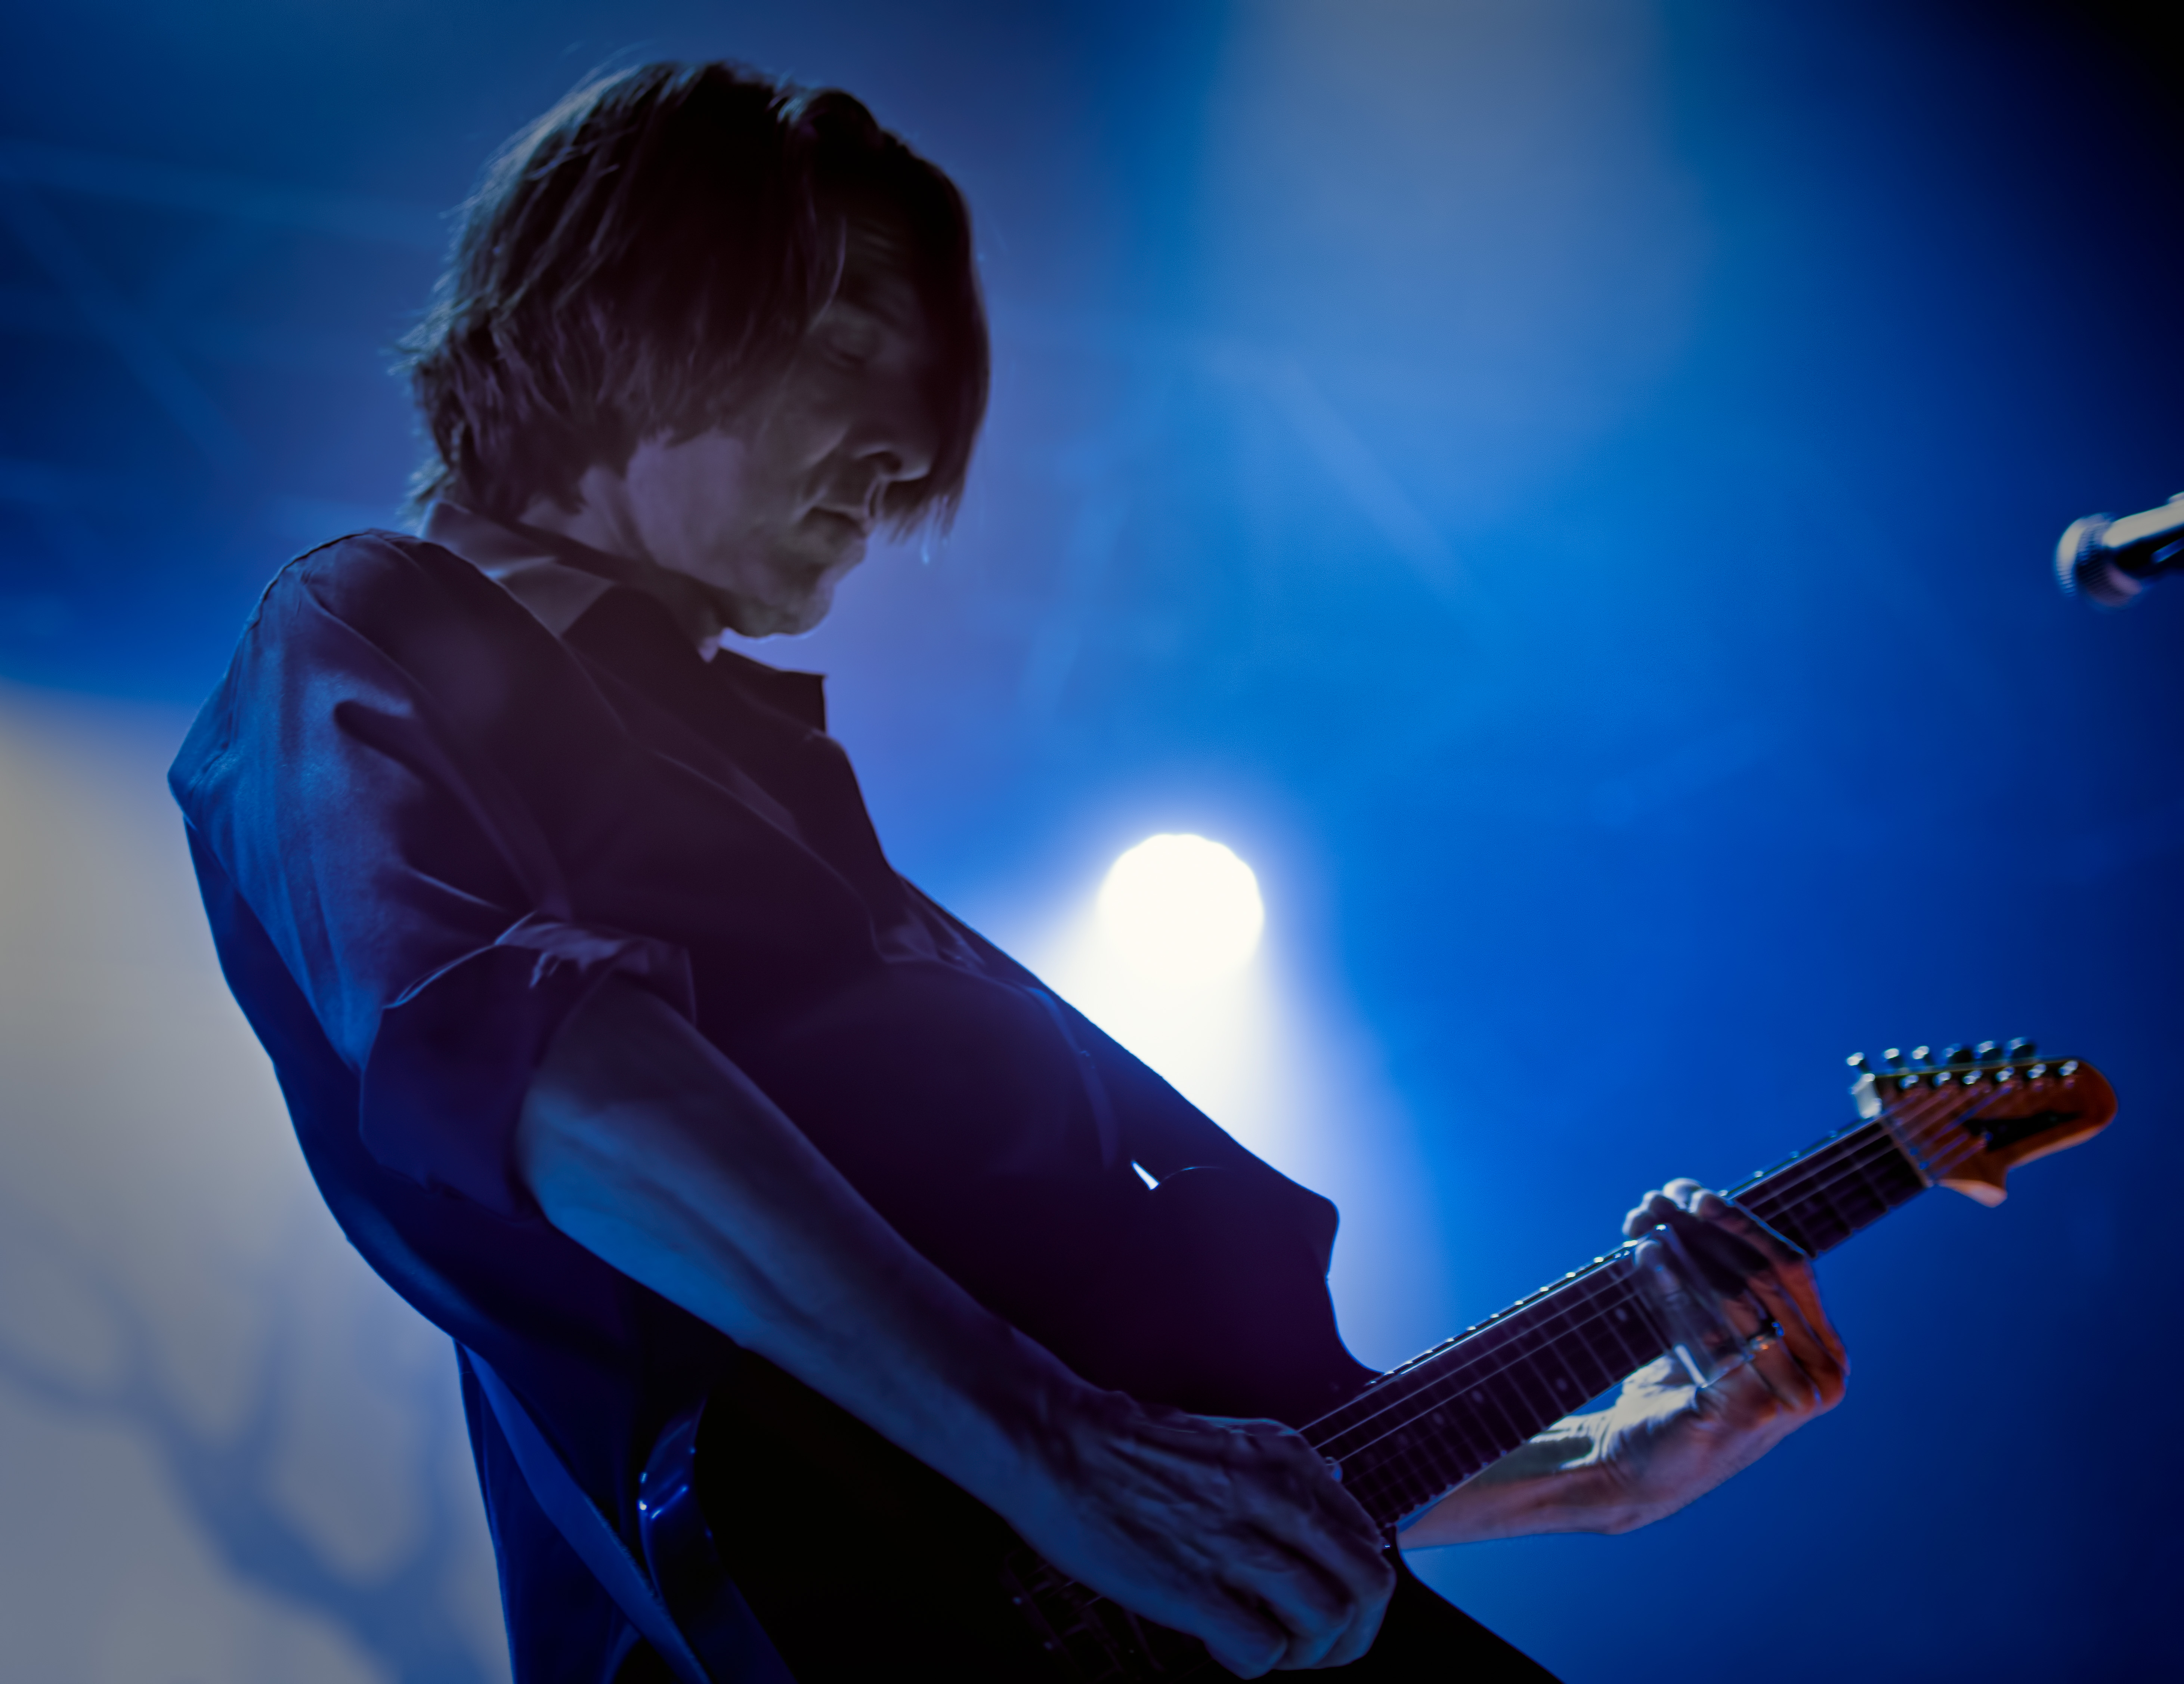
[[1, 2, 2178, 1678]]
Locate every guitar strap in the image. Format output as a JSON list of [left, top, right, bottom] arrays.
[[464, 1348, 795, 1684]]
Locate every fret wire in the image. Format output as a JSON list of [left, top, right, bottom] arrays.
[[1779, 1188, 1845, 1251], [1773, 1075, 2000, 1205], [1732, 1120, 1878, 1208], [1840, 1150, 1898, 1228], [1833, 1164, 1884, 1224], [1498, 1300, 1580, 1418], [1339, 1277, 1683, 1526], [1330, 1093, 1964, 1500], [1733, 1076, 2028, 1245], [1309, 1262, 1635, 1453], [1506, 1352, 1563, 1427], [1817, 1092, 1974, 1214], [1334, 1277, 1678, 1524], [1543, 1303, 1617, 1406], [1434, 1406, 1495, 1486], [1742, 1122, 1898, 1227], [1331, 1076, 2066, 1529], [1337, 1279, 1668, 1525], [1464, 1364, 1536, 1445], [1561, 1282, 1626, 1387], [1763, 1154, 1831, 1204], [1466, 1375, 1530, 1456], [1768, 1166, 1878, 1250], [1748, 1116, 1912, 1208], [1740, 1124, 1928, 1245], [1326, 1116, 1912, 1470], [1320, 1270, 1654, 1468], [1349, 1397, 1485, 1508], [1310, 1267, 1642, 1450], [1769, 1197, 1833, 1256], [1849, 1119, 1928, 1212], [1335, 1186, 1823, 1495], [1599, 1293, 1642, 1380], [1802, 1184, 1862, 1248]]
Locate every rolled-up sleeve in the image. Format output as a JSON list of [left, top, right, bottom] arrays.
[[362, 912, 693, 1215], [173, 534, 694, 1219]]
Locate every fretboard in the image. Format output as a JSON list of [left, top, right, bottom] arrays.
[[1307, 1116, 1929, 1531]]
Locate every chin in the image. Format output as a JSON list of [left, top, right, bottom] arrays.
[[744, 585, 835, 639]]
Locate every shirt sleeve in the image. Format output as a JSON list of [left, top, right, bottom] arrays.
[[171, 533, 694, 1219]]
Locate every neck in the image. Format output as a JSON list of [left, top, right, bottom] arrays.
[[504, 487, 730, 654]]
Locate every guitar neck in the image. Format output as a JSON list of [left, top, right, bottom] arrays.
[[1304, 1116, 1928, 1532], [990, 1048, 2107, 1682]]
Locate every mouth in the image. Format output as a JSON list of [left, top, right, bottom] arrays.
[[807, 506, 874, 543]]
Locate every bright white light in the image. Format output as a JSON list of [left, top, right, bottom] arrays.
[[1097, 834, 1265, 985]]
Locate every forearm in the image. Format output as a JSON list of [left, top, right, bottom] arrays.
[[520, 978, 1401, 1669], [1394, 1414, 1643, 1547], [515, 977, 1083, 1515]]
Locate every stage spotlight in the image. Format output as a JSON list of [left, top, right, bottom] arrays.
[[1097, 834, 1265, 984]]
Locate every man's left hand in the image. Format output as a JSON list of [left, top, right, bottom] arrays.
[[1395, 1180, 1849, 1547]]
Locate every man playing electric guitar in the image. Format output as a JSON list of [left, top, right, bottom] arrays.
[[172, 62, 1847, 1680]]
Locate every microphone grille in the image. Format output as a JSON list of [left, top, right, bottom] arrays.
[[2056, 513, 2147, 609]]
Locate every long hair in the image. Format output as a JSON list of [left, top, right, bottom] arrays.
[[400, 62, 987, 529]]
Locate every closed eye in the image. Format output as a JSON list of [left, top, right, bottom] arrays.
[[814, 313, 884, 371]]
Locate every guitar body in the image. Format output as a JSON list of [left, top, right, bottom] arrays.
[[672, 1168, 1501, 1679]]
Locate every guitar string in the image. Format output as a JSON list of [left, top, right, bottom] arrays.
[[1319, 1105, 1957, 1453], [1028, 1073, 2075, 1639], [1735, 1119, 1917, 1215], [1333, 1099, 2030, 1523], [1312, 1130, 1906, 1472], [1313, 1272, 1640, 1470], [1736, 1127, 1921, 1227], [1737, 1084, 1976, 1214], [1320, 1076, 2038, 1502], [1327, 1065, 2042, 1452], [1320, 1125, 1919, 1478], [1733, 1078, 2020, 1227], [1778, 1063, 2065, 1196], [1325, 1116, 1951, 1514], [1331, 1278, 1670, 1520], [1317, 1264, 1656, 1470], [1764, 1083, 2012, 1213]]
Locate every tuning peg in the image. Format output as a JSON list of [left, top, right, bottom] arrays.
[[2005, 1037, 2036, 1060], [1909, 1045, 1933, 1067], [1847, 1052, 1872, 1073], [1940, 1044, 1976, 1066], [1974, 1040, 1999, 1062], [1881, 1047, 1904, 1068]]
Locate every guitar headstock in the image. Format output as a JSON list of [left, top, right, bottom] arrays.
[[1849, 1040, 2115, 1207]]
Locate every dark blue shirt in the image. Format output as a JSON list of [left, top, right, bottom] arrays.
[[170, 515, 1334, 1683]]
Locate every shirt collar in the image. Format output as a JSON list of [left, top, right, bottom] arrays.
[[421, 500, 735, 646], [420, 500, 830, 732], [420, 500, 615, 637]]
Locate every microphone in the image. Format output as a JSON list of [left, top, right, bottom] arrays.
[[2056, 492, 2184, 608]]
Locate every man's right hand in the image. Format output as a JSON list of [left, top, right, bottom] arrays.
[[1014, 1388, 1394, 1675]]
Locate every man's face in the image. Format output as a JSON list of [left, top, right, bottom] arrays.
[[617, 224, 942, 638]]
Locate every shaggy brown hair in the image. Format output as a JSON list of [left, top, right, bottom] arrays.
[[400, 62, 987, 528]]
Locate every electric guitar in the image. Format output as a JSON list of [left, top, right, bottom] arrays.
[[636, 1039, 2115, 1680]]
